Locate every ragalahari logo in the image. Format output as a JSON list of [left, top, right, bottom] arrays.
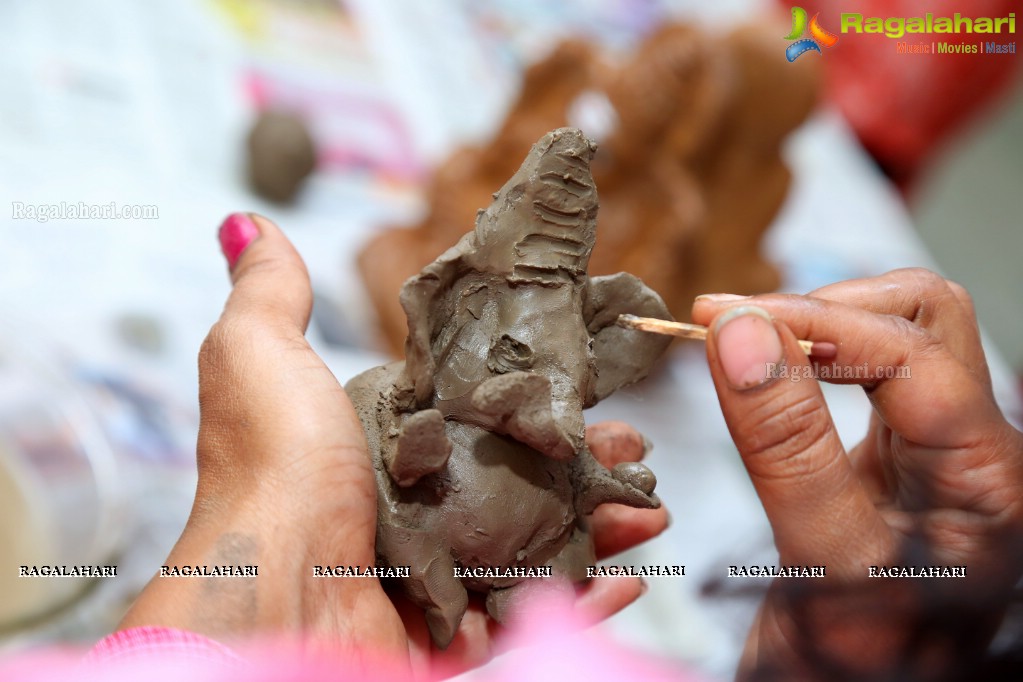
[[785, 7, 839, 61]]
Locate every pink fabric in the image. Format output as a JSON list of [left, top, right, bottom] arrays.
[[84, 626, 242, 666], [0, 603, 701, 681], [0, 628, 244, 682]]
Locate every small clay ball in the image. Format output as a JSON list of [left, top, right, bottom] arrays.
[[246, 110, 317, 204], [612, 461, 657, 495]]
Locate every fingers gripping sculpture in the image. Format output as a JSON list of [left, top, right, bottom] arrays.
[[346, 128, 672, 648]]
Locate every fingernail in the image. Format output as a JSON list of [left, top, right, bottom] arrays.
[[639, 578, 649, 595], [695, 293, 749, 303], [218, 213, 260, 269], [714, 306, 783, 390]]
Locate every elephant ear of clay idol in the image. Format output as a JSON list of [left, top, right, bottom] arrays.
[[345, 128, 672, 648]]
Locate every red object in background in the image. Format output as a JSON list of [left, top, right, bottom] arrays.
[[783, 1, 1020, 191]]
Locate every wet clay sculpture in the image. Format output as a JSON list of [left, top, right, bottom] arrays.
[[358, 21, 819, 355], [346, 128, 671, 648]]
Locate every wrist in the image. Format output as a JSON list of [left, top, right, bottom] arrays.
[[120, 493, 370, 641]]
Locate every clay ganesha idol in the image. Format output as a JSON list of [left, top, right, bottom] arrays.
[[345, 128, 672, 648]]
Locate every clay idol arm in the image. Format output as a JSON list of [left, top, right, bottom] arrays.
[[582, 273, 672, 407], [398, 232, 477, 406]]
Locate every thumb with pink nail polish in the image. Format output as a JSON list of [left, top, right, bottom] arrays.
[[218, 213, 260, 270]]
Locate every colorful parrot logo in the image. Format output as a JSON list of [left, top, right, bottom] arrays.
[[785, 7, 839, 61]]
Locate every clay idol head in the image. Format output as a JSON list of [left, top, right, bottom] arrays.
[[472, 128, 598, 283]]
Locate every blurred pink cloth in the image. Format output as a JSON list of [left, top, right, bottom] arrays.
[[0, 604, 701, 682], [85, 626, 242, 666]]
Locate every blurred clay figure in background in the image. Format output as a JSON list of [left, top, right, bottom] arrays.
[[358, 21, 820, 355]]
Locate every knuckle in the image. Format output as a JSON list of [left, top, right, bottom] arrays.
[[237, 251, 305, 281], [198, 319, 249, 372], [945, 279, 971, 303], [945, 279, 978, 316], [197, 329, 229, 410], [739, 391, 837, 482], [891, 314, 943, 355], [237, 254, 312, 300], [197, 318, 261, 394], [894, 266, 945, 291], [886, 313, 928, 343], [894, 268, 962, 325], [875, 316, 941, 377], [198, 321, 231, 374]]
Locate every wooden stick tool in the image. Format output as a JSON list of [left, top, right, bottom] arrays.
[[616, 314, 838, 358]]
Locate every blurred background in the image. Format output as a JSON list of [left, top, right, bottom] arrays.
[[0, 0, 1019, 679]]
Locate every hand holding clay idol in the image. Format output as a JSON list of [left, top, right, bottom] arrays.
[[346, 128, 672, 648]]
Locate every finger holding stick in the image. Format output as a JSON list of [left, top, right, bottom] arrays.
[[688, 270, 1023, 680]]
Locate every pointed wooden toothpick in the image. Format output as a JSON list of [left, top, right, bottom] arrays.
[[616, 314, 837, 358]]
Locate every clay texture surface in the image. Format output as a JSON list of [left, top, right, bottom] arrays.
[[358, 21, 820, 356], [346, 128, 671, 648]]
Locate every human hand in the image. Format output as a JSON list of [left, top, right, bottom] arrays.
[[692, 268, 1023, 680], [118, 213, 667, 678]]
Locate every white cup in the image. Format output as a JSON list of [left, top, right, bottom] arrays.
[[0, 332, 122, 629]]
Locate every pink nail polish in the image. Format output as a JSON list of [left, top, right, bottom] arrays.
[[218, 213, 260, 269]]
